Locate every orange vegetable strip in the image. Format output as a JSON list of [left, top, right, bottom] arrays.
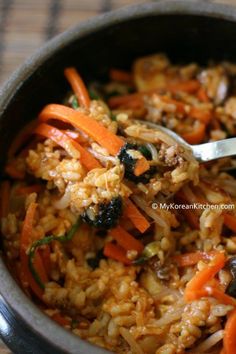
[[8, 120, 38, 158], [51, 313, 71, 327], [120, 98, 144, 109], [109, 226, 144, 254], [108, 92, 145, 108], [173, 252, 210, 267], [181, 122, 206, 144], [223, 213, 236, 233], [168, 80, 200, 94], [204, 286, 236, 306], [189, 107, 212, 124], [64, 67, 90, 108], [197, 88, 209, 102], [125, 199, 150, 233], [35, 123, 101, 170], [104, 242, 131, 265], [133, 157, 150, 176], [16, 184, 43, 195], [224, 309, 236, 354], [39, 104, 124, 156], [0, 181, 10, 218], [109, 68, 133, 83], [5, 164, 25, 179], [20, 203, 48, 299], [184, 252, 226, 302]]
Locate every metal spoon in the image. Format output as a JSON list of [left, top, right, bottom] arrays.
[[139, 120, 236, 163]]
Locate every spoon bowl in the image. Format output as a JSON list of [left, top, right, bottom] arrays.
[[139, 120, 236, 163]]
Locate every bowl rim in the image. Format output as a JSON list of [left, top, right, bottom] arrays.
[[1, 0, 236, 353]]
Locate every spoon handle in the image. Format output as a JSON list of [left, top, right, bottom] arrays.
[[192, 137, 236, 162]]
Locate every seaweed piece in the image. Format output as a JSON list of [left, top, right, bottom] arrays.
[[82, 196, 123, 230], [118, 143, 156, 184]]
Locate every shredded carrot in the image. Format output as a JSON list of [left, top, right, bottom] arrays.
[[197, 87, 209, 102], [0, 181, 10, 218], [64, 67, 90, 108], [51, 313, 71, 327], [35, 123, 101, 170], [20, 203, 48, 300], [39, 104, 124, 156], [5, 164, 25, 179], [104, 242, 131, 265], [16, 184, 43, 195], [181, 122, 206, 144], [109, 226, 144, 254], [173, 252, 211, 267], [7, 120, 38, 158], [133, 157, 150, 176], [189, 107, 212, 124], [109, 68, 133, 83], [224, 308, 236, 354], [223, 213, 236, 233], [168, 80, 200, 94], [184, 252, 226, 302], [204, 286, 236, 306], [125, 199, 150, 233], [108, 91, 145, 108]]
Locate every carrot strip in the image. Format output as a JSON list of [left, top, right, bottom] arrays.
[[35, 123, 101, 170], [39, 104, 124, 156], [173, 252, 210, 267], [109, 226, 144, 254], [5, 164, 25, 179], [20, 203, 48, 300], [224, 309, 236, 354], [16, 184, 43, 195], [109, 68, 133, 83], [204, 286, 236, 306], [181, 122, 206, 144], [189, 107, 212, 124], [133, 157, 150, 176], [197, 88, 209, 103], [184, 252, 226, 302], [51, 313, 71, 327], [0, 181, 10, 218], [168, 80, 200, 94], [64, 67, 90, 108], [108, 92, 145, 108], [125, 199, 150, 233], [223, 213, 236, 233], [104, 242, 131, 265]]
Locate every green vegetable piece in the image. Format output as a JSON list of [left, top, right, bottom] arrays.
[[143, 241, 160, 258], [28, 218, 81, 289], [72, 96, 79, 109]]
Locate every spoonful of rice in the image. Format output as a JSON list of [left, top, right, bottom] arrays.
[[138, 120, 236, 163]]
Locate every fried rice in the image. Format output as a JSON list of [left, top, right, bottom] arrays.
[[2, 53, 236, 353]]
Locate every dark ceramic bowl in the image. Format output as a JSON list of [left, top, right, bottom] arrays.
[[1, 1, 236, 353]]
